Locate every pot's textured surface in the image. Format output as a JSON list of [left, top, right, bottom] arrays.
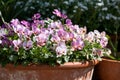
[[93, 58, 120, 80], [0, 60, 98, 80]]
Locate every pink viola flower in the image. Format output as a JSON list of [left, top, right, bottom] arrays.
[[71, 38, 84, 51], [11, 19, 20, 26], [12, 24, 25, 34], [55, 41, 67, 57], [35, 33, 48, 46], [32, 27, 41, 35], [53, 9, 62, 17], [13, 39, 22, 51], [51, 34, 61, 43], [53, 9, 67, 19], [23, 28, 33, 39], [23, 40, 33, 50], [48, 21, 63, 29], [68, 32, 74, 40], [57, 29, 69, 41]]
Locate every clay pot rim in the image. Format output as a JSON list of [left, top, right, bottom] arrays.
[[1, 60, 99, 70], [102, 58, 120, 63]]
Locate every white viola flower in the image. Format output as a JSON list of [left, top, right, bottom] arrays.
[[94, 30, 101, 38], [23, 40, 33, 50], [86, 31, 95, 42], [78, 27, 87, 35], [99, 37, 108, 48], [93, 48, 103, 57], [56, 41, 67, 57], [100, 31, 106, 37], [0, 28, 7, 37], [0, 40, 2, 44]]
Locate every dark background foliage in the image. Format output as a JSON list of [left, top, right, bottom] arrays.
[[0, 0, 120, 33]]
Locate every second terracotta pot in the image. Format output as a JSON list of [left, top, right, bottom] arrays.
[[93, 58, 120, 80]]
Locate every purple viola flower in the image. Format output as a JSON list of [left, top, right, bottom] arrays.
[[1, 37, 13, 46], [71, 38, 84, 51], [13, 39, 22, 51], [55, 41, 67, 57], [68, 32, 74, 40], [32, 13, 41, 20], [39, 20, 45, 27], [21, 20, 30, 28], [23, 28, 33, 39], [66, 19, 72, 25], [61, 13, 67, 19], [23, 40, 33, 50]]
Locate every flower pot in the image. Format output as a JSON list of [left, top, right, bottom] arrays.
[[93, 58, 120, 80], [0, 60, 98, 80]]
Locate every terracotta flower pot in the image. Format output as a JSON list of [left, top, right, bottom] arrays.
[[0, 60, 98, 80], [93, 58, 120, 80]]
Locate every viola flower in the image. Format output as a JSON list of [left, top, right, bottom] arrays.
[[53, 9, 67, 19], [85, 31, 95, 43], [35, 33, 48, 46], [23, 40, 33, 50], [13, 39, 22, 51], [93, 48, 103, 57], [0, 28, 7, 37], [32, 13, 41, 20], [23, 28, 33, 38], [71, 38, 84, 51], [21, 20, 30, 28], [32, 27, 40, 35], [51, 34, 61, 43], [99, 37, 108, 48], [11, 19, 20, 26], [66, 19, 72, 25], [55, 41, 67, 57], [57, 29, 69, 41], [53, 9, 62, 18]]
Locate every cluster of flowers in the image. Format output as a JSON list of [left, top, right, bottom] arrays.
[[0, 9, 111, 65]]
